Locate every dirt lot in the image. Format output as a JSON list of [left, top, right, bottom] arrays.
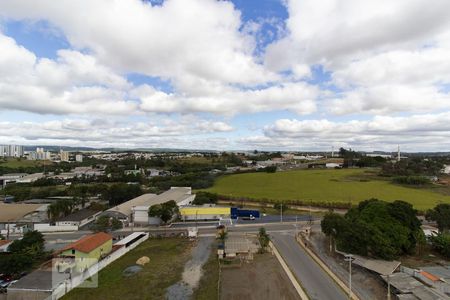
[[220, 253, 299, 300]]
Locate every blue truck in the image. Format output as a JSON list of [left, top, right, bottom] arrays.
[[231, 207, 260, 220]]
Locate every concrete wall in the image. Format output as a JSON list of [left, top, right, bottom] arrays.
[[52, 233, 149, 299], [33, 224, 78, 232]]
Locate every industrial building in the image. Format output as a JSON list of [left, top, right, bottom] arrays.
[[102, 187, 195, 226], [56, 208, 102, 229], [180, 206, 260, 221], [180, 206, 231, 221]]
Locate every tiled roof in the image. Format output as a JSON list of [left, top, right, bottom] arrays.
[[61, 232, 112, 254], [420, 270, 440, 282], [0, 240, 11, 247]]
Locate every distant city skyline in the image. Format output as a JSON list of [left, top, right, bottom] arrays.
[[0, 0, 450, 152]]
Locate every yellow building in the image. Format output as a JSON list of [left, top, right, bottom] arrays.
[[180, 206, 230, 221], [58, 232, 112, 272]]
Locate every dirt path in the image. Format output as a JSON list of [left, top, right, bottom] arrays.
[[220, 253, 300, 300], [166, 237, 213, 300]]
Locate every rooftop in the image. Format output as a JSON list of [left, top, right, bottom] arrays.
[[107, 187, 193, 217], [0, 240, 11, 247], [8, 269, 68, 291], [60, 232, 112, 254], [57, 208, 100, 222], [0, 203, 45, 222]]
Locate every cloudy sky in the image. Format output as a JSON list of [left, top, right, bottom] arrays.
[[0, 0, 450, 152]]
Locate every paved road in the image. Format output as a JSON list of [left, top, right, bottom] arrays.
[[271, 232, 347, 300]]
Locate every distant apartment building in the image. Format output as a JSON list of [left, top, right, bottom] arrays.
[[75, 154, 83, 162], [0, 144, 24, 157], [28, 148, 51, 160], [60, 150, 70, 162]]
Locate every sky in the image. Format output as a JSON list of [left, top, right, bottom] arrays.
[[0, 0, 450, 152]]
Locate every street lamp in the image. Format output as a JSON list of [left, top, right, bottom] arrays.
[[280, 203, 283, 223], [344, 254, 354, 299]]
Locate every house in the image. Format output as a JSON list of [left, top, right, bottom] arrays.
[[56, 208, 102, 229], [58, 232, 112, 272]]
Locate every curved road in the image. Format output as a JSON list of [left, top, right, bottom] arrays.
[[271, 232, 347, 300]]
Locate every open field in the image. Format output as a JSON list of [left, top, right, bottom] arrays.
[[62, 238, 191, 300], [205, 169, 450, 210], [220, 253, 299, 300], [0, 158, 52, 168]]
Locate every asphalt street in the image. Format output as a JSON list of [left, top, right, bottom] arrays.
[[271, 232, 348, 300]]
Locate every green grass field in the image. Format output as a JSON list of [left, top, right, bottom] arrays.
[[0, 158, 52, 168], [63, 238, 191, 300], [205, 169, 450, 210]]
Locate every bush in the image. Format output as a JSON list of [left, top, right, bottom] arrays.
[[392, 176, 430, 185], [429, 233, 450, 258], [193, 192, 218, 205]]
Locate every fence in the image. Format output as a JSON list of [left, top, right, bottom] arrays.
[[52, 232, 149, 299]]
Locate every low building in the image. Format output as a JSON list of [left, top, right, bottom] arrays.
[[75, 154, 83, 162], [56, 208, 102, 228], [102, 187, 195, 226], [180, 206, 231, 221], [0, 203, 48, 235], [131, 187, 195, 225], [326, 163, 343, 168], [15, 173, 45, 183], [58, 232, 113, 272], [72, 166, 105, 177]]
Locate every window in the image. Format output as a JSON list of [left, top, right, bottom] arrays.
[[72, 249, 75, 255]]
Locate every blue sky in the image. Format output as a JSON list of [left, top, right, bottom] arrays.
[[0, 0, 449, 151]]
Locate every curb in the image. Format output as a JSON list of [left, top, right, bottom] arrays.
[[269, 241, 310, 300]]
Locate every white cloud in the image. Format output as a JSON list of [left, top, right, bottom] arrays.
[[0, 33, 136, 115], [250, 112, 450, 151], [137, 82, 318, 115], [0, 116, 234, 149], [0, 0, 278, 87]]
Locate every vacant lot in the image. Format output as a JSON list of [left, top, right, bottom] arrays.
[[220, 253, 299, 300], [62, 238, 191, 300], [205, 169, 450, 210]]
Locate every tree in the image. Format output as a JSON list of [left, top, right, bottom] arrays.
[[426, 204, 450, 233], [0, 233, 5, 240], [0, 253, 34, 275], [92, 215, 123, 232], [193, 192, 219, 205], [8, 230, 45, 258], [217, 230, 228, 244], [429, 233, 450, 258], [148, 200, 179, 224], [258, 227, 270, 252], [321, 199, 422, 260], [47, 199, 75, 222]]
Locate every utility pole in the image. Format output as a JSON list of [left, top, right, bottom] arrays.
[[387, 274, 391, 300], [280, 203, 283, 223], [345, 254, 354, 299]]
